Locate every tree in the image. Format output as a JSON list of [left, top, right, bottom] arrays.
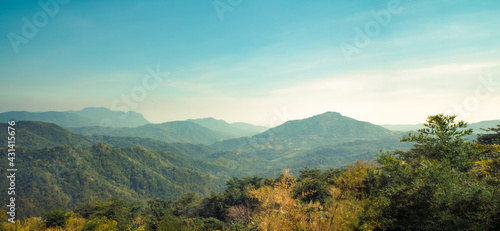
[[369, 115, 500, 230], [145, 198, 173, 230], [395, 114, 475, 171], [478, 125, 500, 145], [77, 197, 140, 230], [44, 208, 69, 228], [225, 204, 252, 224]]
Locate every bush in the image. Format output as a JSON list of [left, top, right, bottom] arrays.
[[45, 208, 68, 228]]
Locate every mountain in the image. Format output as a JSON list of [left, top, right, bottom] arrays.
[[467, 120, 500, 133], [381, 123, 424, 131], [70, 117, 268, 145], [260, 111, 396, 140], [215, 112, 400, 150], [0, 121, 216, 159], [0, 121, 231, 218], [382, 120, 500, 132], [208, 112, 408, 176], [69, 121, 231, 145], [187, 117, 267, 138], [3, 111, 498, 220], [68, 107, 150, 127], [0, 107, 150, 128]]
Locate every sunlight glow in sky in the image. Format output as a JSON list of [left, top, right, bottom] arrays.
[[1, 0, 499, 126]]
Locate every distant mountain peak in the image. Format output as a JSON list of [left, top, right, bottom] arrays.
[[313, 111, 343, 118], [188, 117, 228, 123], [81, 107, 112, 112], [279, 111, 345, 126], [256, 111, 394, 143]]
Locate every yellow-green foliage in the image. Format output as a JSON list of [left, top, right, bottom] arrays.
[[473, 144, 500, 182], [82, 216, 117, 231], [249, 165, 376, 231], [63, 211, 86, 231], [334, 160, 374, 199], [0, 212, 85, 231], [0, 214, 149, 231]]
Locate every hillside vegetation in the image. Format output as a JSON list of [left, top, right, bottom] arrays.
[[1, 114, 499, 230]]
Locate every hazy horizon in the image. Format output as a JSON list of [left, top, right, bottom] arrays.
[[1, 1, 499, 127], [1, 107, 498, 128]]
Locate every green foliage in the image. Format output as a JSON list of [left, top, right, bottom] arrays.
[[478, 125, 500, 145], [2, 114, 499, 230], [144, 176, 267, 230], [170, 192, 201, 218], [366, 115, 500, 230], [0, 142, 226, 218], [144, 198, 173, 230], [396, 114, 475, 170], [198, 176, 265, 221], [77, 197, 139, 230], [44, 208, 69, 228], [0, 121, 94, 149], [292, 167, 342, 204]]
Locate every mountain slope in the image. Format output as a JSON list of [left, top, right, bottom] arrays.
[[0, 143, 228, 218], [262, 111, 395, 139], [187, 117, 267, 138], [467, 120, 500, 133], [215, 112, 399, 150], [0, 120, 221, 160], [68, 107, 150, 127], [70, 121, 230, 145], [0, 121, 95, 149], [208, 112, 407, 176]]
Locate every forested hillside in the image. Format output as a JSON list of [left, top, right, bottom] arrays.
[[1, 114, 499, 230], [0, 143, 228, 218]]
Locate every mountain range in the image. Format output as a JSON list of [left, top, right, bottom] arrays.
[[0, 107, 150, 128], [1, 109, 498, 218], [382, 119, 500, 132], [1, 108, 267, 144], [68, 117, 267, 145]]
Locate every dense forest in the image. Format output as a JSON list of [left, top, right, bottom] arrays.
[[1, 114, 499, 230]]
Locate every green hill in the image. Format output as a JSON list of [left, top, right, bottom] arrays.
[[0, 143, 228, 218], [215, 112, 400, 150], [207, 112, 408, 176], [0, 121, 95, 149]]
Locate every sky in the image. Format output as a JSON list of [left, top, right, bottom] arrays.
[[1, 0, 499, 127]]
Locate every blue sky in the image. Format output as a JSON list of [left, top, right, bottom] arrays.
[[1, 0, 499, 126]]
